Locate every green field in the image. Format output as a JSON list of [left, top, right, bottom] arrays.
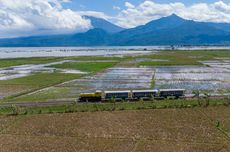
[[0, 73, 82, 101], [0, 73, 81, 87], [138, 50, 230, 66], [8, 87, 73, 103], [0, 57, 61, 68], [1, 50, 230, 103], [0, 55, 125, 69], [0, 57, 121, 102], [0, 97, 229, 115], [50, 62, 118, 73]]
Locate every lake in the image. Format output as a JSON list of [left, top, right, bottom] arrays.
[[0, 46, 230, 59]]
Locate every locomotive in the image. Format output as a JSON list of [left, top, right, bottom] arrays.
[[78, 90, 102, 102], [78, 89, 185, 102]]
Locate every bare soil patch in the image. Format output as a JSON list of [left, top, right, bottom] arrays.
[[0, 107, 230, 152]]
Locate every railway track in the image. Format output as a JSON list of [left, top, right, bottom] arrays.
[[0, 93, 229, 108]]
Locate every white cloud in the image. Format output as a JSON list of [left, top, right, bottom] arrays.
[[61, 0, 71, 3], [125, 2, 135, 9], [113, 6, 121, 11], [78, 11, 109, 20], [0, 0, 91, 38], [115, 1, 230, 28], [213, 1, 230, 11], [1, 0, 230, 38]]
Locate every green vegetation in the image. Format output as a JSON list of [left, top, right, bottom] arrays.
[[0, 55, 125, 69], [1, 98, 230, 115], [0, 56, 122, 102], [0, 73, 81, 88], [0, 57, 61, 68], [1, 50, 230, 68], [50, 62, 118, 73], [138, 50, 230, 66], [0, 73, 82, 102], [9, 87, 74, 103], [1, 50, 230, 103], [65, 56, 125, 61]]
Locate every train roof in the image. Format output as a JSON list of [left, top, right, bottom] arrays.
[[104, 90, 131, 93], [159, 89, 185, 91], [132, 90, 158, 93]]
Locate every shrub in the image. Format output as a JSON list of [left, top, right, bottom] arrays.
[[11, 105, 20, 115], [38, 109, 42, 114]]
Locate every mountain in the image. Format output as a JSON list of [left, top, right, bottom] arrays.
[[111, 14, 187, 45], [116, 14, 186, 38], [206, 23, 230, 32], [110, 14, 230, 45], [0, 14, 230, 46], [0, 28, 110, 47], [84, 16, 124, 33]]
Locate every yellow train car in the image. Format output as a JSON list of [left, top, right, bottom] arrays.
[[79, 90, 102, 102]]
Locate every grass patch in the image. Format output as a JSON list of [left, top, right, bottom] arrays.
[[50, 62, 118, 73], [0, 73, 81, 87], [1, 98, 230, 116], [138, 50, 230, 66], [10, 87, 74, 103], [0, 57, 61, 68], [0, 73, 82, 102], [64, 56, 124, 61]]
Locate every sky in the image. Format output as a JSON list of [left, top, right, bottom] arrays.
[[0, 0, 230, 38], [63, 0, 229, 15]]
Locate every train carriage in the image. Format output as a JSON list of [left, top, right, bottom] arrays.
[[132, 90, 158, 100], [159, 89, 185, 99], [104, 90, 131, 101], [78, 89, 186, 102]]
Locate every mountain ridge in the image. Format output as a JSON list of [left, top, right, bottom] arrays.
[[84, 16, 124, 33], [0, 14, 230, 46]]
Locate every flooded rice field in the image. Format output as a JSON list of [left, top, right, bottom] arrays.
[[202, 60, 230, 69], [20, 67, 155, 100], [2, 53, 230, 101], [58, 68, 155, 96], [10, 59, 230, 101], [29, 61, 230, 100], [155, 60, 230, 92], [0, 60, 86, 80]]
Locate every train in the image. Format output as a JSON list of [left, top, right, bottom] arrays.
[[78, 89, 185, 102]]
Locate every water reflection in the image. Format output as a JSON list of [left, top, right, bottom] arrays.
[[0, 60, 87, 80]]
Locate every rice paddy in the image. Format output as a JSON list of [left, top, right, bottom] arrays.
[[2, 49, 230, 103]]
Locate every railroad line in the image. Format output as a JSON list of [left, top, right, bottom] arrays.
[[0, 93, 229, 109]]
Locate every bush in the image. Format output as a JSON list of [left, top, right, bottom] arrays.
[[24, 110, 28, 115], [11, 105, 20, 115], [150, 105, 157, 109], [48, 108, 53, 114], [38, 109, 42, 114], [118, 107, 125, 111]]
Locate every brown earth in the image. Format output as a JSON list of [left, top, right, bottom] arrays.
[[0, 107, 230, 152]]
